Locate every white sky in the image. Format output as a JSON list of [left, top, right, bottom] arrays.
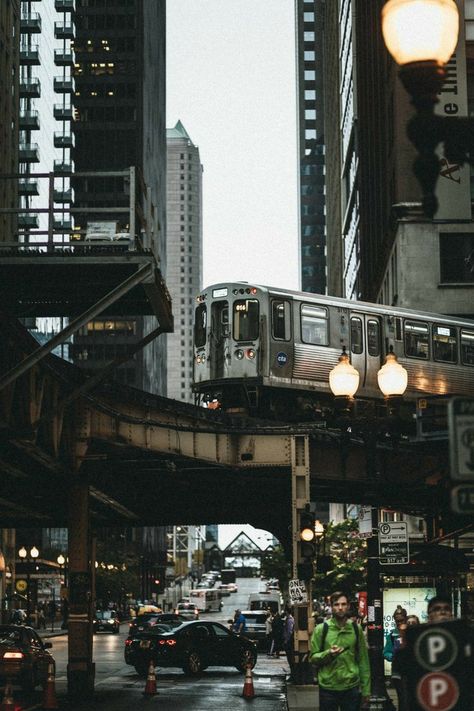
[[166, 0, 300, 292]]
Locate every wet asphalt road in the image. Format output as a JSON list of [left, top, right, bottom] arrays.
[[12, 577, 290, 711]]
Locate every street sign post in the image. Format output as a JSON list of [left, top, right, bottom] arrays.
[[405, 619, 471, 711], [378, 522, 409, 565], [288, 579, 308, 605]]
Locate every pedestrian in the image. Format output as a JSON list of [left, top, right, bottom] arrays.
[[427, 594, 453, 623], [233, 609, 247, 634], [383, 607, 408, 710], [309, 591, 370, 710], [283, 606, 296, 683], [37, 604, 46, 630], [265, 610, 273, 655], [271, 611, 284, 658]]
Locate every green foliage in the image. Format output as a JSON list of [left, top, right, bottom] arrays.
[[313, 519, 367, 598], [260, 546, 291, 593]]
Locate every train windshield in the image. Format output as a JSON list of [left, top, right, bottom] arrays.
[[233, 299, 259, 341], [194, 304, 207, 347]]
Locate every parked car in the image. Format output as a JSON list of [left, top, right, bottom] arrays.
[[93, 610, 120, 634], [124, 620, 257, 677], [0, 625, 54, 691], [174, 603, 199, 620], [219, 583, 232, 596], [238, 610, 268, 647], [128, 613, 184, 637]]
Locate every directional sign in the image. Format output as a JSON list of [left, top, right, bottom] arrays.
[[357, 506, 373, 539], [288, 579, 308, 604], [450, 484, 474, 514], [378, 521, 409, 565], [448, 398, 474, 480]]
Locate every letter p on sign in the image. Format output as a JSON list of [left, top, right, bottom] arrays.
[[417, 672, 459, 711]]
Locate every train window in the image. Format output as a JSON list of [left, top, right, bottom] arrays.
[[350, 317, 363, 354], [194, 304, 207, 347], [367, 320, 380, 356], [433, 324, 457, 363], [301, 304, 328, 346], [272, 300, 291, 341], [461, 329, 474, 365], [404, 320, 429, 359], [233, 299, 259, 341]]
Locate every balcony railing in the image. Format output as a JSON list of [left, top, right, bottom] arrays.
[[20, 13, 42, 33], [54, 160, 74, 174], [54, 49, 74, 66], [55, 0, 75, 10], [18, 214, 39, 229], [19, 179, 39, 196], [20, 45, 40, 65], [54, 21, 74, 40], [53, 104, 73, 120], [53, 188, 74, 204], [19, 143, 40, 163], [54, 132, 75, 149], [54, 77, 75, 94], [19, 78, 41, 98], [19, 110, 40, 130], [53, 217, 73, 231]]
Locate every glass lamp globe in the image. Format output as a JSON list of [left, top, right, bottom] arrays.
[[18, 546, 27, 559], [329, 349, 360, 398], [30, 546, 39, 559], [300, 527, 315, 543], [57, 554, 65, 566], [377, 351, 408, 397], [314, 520, 325, 539], [382, 0, 459, 66]]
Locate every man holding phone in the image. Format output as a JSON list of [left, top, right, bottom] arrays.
[[309, 591, 371, 710]]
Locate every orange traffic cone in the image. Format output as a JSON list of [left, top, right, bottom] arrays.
[[42, 661, 59, 709], [143, 659, 157, 696], [242, 663, 255, 699], [0, 682, 15, 711]]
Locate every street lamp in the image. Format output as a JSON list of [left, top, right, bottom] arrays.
[[328, 347, 360, 412], [17, 546, 39, 624], [56, 554, 67, 631], [381, 0, 473, 217]]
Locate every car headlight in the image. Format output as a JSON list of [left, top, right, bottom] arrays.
[[235, 349, 244, 360]]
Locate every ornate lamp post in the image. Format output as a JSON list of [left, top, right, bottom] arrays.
[[381, 0, 473, 217], [18, 545, 39, 624]]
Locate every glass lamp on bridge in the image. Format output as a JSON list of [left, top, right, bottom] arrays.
[[17, 545, 39, 624]]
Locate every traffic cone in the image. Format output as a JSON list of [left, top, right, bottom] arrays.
[[242, 663, 255, 699], [42, 661, 59, 709], [143, 659, 157, 696], [0, 682, 15, 711]]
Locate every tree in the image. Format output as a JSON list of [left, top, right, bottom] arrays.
[[260, 546, 291, 594], [313, 519, 367, 599]]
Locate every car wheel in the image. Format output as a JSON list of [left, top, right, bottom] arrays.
[[183, 650, 203, 676], [236, 648, 257, 673], [134, 664, 148, 678]]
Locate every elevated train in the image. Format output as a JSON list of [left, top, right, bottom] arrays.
[[192, 282, 474, 419]]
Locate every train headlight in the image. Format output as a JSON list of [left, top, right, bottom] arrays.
[[246, 348, 256, 359], [235, 349, 244, 360], [196, 354, 205, 364]]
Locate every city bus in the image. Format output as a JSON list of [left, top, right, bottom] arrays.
[[189, 588, 222, 613]]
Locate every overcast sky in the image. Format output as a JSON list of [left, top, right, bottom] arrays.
[[166, 0, 300, 293]]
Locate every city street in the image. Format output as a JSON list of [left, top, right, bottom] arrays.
[[8, 578, 290, 711]]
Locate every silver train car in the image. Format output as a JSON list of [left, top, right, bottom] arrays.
[[192, 282, 474, 417]]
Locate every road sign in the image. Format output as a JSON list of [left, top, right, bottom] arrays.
[[15, 579, 27, 592], [357, 506, 372, 538], [288, 579, 308, 604], [448, 398, 474, 480], [417, 672, 459, 711], [450, 484, 474, 514], [378, 521, 409, 565]]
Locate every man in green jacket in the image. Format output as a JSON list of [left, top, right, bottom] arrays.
[[309, 591, 371, 710]]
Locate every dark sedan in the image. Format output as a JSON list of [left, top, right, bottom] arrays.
[[124, 620, 257, 677], [0, 625, 54, 691], [93, 610, 120, 634]]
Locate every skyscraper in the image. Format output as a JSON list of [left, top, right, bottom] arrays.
[[295, 0, 327, 294], [166, 121, 203, 403], [71, 0, 167, 393], [0, 0, 19, 243]]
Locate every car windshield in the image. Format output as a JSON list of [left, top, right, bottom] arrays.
[[141, 623, 178, 636], [96, 611, 114, 620]]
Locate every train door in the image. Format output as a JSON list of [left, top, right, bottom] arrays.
[[349, 313, 382, 391], [269, 298, 293, 378], [210, 300, 230, 380]]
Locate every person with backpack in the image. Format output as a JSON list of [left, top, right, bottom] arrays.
[[309, 591, 370, 710]]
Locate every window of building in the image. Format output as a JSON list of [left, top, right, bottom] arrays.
[[304, 12, 315, 22], [305, 129, 317, 140], [301, 304, 328, 345], [305, 109, 316, 120], [304, 70, 316, 81], [304, 50, 315, 61], [271, 300, 291, 341], [305, 89, 316, 100], [405, 320, 429, 359], [461, 329, 474, 365], [304, 32, 315, 41], [439, 232, 474, 283]]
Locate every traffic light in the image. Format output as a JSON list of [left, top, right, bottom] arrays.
[[152, 567, 166, 594], [298, 507, 315, 580]]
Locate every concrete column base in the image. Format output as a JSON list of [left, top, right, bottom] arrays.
[[67, 662, 95, 699]]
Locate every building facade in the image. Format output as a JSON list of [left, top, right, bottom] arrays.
[[166, 121, 203, 403], [295, 0, 327, 294]]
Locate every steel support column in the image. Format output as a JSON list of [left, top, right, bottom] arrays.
[[291, 435, 314, 684]]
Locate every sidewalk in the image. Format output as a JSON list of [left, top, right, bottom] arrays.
[[285, 682, 398, 710]]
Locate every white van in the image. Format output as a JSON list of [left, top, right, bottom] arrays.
[[248, 591, 282, 614], [189, 588, 222, 613]]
